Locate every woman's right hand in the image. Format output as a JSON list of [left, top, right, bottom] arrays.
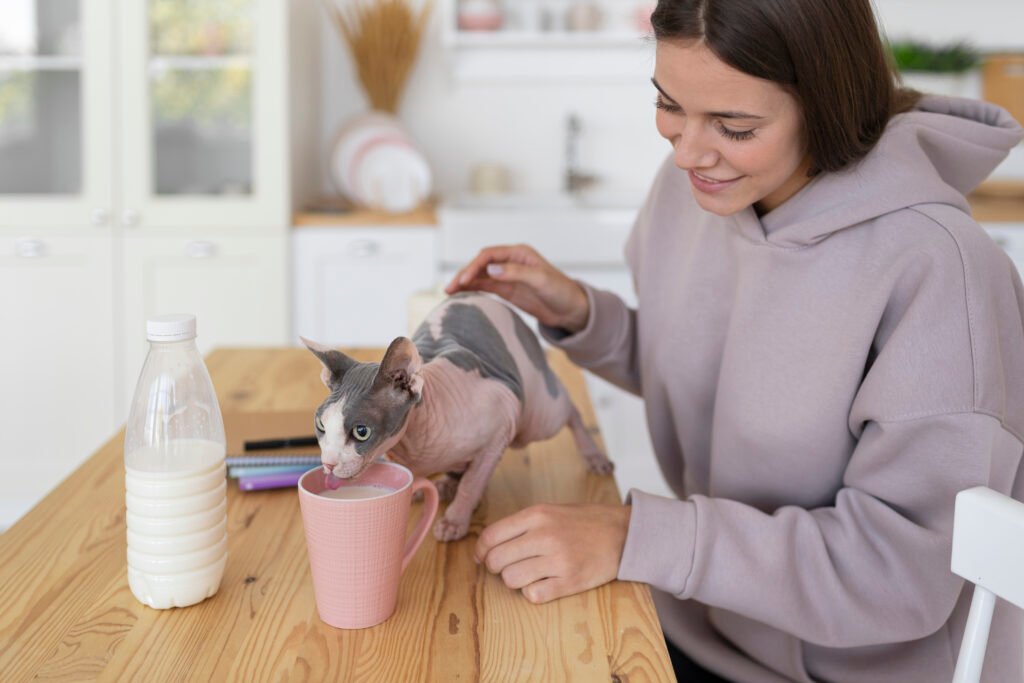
[[444, 244, 590, 333]]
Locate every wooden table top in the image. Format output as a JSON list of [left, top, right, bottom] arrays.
[[0, 347, 673, 682]]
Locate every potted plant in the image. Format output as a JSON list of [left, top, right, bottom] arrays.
[[888, 40, 982, 99]]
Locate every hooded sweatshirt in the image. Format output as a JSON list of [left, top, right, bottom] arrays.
[[542, 95, 1024, 682]]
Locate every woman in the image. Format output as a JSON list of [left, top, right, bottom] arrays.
[[446, 1, 1024, 681]]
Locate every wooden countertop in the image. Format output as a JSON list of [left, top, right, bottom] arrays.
[[0, 348, 673, 682], [293, 185, 1024, 228]]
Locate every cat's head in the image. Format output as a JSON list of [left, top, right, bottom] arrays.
[[301, 336, 424, 479]]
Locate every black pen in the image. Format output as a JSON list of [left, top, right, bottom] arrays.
[[244, 435, 319, 451]]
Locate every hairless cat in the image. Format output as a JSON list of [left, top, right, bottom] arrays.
[[302, 292, 613, 541]]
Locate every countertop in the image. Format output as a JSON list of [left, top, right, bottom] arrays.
[[293, 184, 1024, 227], [0, 347, 673, 682]]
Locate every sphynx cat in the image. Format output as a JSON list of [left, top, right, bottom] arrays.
[[302, 292, 613, 541]]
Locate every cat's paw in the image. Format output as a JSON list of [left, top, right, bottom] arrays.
[[583, 449, 614, 475], [433, 515, 470, 542], [433, 475, 460, 503]]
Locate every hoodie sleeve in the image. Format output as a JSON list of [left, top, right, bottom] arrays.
[[538, 283, 642, 396], [618, 412, 1017, 647]]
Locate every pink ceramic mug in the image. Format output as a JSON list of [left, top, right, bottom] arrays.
[[297, 463, 439, 629]]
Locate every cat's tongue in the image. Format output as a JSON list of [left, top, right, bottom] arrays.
[[323, 469, 344, 490]]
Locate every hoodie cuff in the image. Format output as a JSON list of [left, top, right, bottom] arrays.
[[539, 283, 631, 367], [617, 490, 699, 599]]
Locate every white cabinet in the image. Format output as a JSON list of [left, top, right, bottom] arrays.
[[0, 1, 291, 530], [292, 228, 439, 348], [0, 232, 116, 525], [119, 231, 289, 410]]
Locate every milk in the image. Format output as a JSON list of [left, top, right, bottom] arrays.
[[320, 485, 394, 500], [125, 439, 227, 609]]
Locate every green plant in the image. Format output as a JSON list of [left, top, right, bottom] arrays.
[[888, 40, 980, 73]]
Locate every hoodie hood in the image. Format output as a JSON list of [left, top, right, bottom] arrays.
[[738, 95, 1024, 247]]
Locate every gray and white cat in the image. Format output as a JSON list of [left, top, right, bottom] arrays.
[[302, 293, 613, 541]]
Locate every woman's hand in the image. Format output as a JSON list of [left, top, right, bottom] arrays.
[[444, 244, 590, 333], [474, 503, 631, 604]]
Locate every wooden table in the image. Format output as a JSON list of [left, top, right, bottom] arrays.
[[0, 348, 673, 682]]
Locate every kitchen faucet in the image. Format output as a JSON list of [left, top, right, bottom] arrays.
[[565, 113, 599, 194]]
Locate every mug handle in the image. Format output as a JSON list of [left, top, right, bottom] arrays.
[[401, 478, 439, 573]]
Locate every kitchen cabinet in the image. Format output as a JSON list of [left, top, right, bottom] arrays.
[[0, 232, 116, 527], [292, 227, 439, 348], [0, 0, 291, 530]]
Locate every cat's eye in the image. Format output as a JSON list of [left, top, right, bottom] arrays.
[[314, 414, 325, 432], [352, 425, 371, 442]]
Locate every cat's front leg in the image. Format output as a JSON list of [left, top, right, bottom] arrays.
[[434, 445, 505, 542]]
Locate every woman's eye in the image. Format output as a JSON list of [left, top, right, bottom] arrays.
[[654, 96, 681, 113], [314, 414, 325, 432], [352, 425, 372, 442], [716, 121, 756, 141]]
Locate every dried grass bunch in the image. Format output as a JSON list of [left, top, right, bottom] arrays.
[[323, 0, 434, 113]]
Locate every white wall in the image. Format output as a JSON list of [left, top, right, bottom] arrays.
[[315, 0, 1024, 201]]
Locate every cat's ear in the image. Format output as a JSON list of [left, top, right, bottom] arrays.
[[301, 337, 357, 389], [374, 337, 423, 401]]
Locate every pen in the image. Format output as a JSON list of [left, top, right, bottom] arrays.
[[244, 435, 318, 451], [228, 464, 315, 479], [239, 469, 316, 491], [226, 455, 322, 467]]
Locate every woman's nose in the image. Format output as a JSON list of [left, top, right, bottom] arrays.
[[672, 123, 718, 170]]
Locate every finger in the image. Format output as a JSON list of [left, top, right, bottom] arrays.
[[474, 505, 547, 563], [483, 531, 550, 575], [522, 577, 570, 605], [483, 261, 548, 291], [500, 556, 556, 590], [456, 245, 534, 287]]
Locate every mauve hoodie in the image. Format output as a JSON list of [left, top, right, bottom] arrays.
[[542, 95, 1024, 682]]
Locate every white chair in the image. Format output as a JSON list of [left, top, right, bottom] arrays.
[[951, 486, 1024, 683]]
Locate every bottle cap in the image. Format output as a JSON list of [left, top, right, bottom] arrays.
[[147, 314, 197, 342]]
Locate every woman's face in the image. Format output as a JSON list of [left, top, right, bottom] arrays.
[[654, 40, 812, 217]]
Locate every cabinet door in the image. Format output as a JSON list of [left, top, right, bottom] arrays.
[[119, 231, 288, 414], [0, 0, 114, 228], [0, 233, 116, 529], [292, 228, 439, 348], [118, 0, 288, 229]]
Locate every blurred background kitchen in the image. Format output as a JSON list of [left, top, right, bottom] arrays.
[[2, 0, 1023, 531]]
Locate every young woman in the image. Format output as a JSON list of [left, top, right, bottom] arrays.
[[446, 1, 1024, 681]]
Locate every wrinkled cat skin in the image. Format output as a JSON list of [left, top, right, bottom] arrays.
[[302, 293, 612, 541]]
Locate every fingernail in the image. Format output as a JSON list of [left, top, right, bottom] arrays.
[[459, 273, 470, 285], [486, 264, 503, 277]]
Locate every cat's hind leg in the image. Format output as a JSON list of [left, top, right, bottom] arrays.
[[568, 403, 613, 475]]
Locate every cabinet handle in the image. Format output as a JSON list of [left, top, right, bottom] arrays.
[[15, 238, 47, 259], [92, 208, 110, 227], [348, 239, 380, 257], [122, 209, 140, 227], [15, 238, 47, 258], [185, 240, 219, 259]]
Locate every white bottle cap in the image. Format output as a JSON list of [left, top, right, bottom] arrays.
[[147, 314, 197, 342]]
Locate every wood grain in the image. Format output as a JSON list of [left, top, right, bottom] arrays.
[[0, 348, 673, 682]]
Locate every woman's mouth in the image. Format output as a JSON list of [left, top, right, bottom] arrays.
[[689, 170, 743, 194]]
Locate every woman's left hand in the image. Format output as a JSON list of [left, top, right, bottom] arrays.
[[474, 503, 632, 604]]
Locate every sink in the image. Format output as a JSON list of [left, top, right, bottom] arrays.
[[438, 192, 642, 268]]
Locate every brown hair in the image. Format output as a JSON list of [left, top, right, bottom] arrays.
[[650, 0, 922, 176]]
